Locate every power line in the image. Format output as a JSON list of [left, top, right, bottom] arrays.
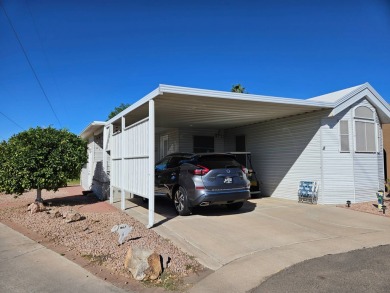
[[0, 1, 62, 128], [0, 112, 24, 130], [25, 0, 67, 115]]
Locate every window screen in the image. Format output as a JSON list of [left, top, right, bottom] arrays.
[[355, 106, 374, 119], [193, 136, 214, 153], [339, 121, 349, 152], [355, 121, 376, 152]]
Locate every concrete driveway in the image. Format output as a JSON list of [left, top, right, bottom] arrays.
[[116, 196, 390, 292]]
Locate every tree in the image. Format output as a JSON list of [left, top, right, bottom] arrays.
[[231, 84, 247, 93], [0, 127, 88, 202], [107, 103, 130, 120]]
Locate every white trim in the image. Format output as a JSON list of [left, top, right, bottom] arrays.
[[159, 84, 334, 108], [109, 124, 114, 203], [121, 116, 126, 210], [160, 134, 169, 159], [339, 120, 350, 153], [354, 105, 374, 120], [80, 121, 106, 138], [123, 155, 149, 160], [124, 117, 149, 130], [375, 121, 378, 153], [354, 119, 377, 153], [350, 109, 356, 203], [320, 121, 324, 204], [107, 88, 160, 124], [148, 99, 155, 228]]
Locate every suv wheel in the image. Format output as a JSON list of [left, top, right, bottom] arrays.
[[227, 201, 244, 210], [174, 186, 191, 216]]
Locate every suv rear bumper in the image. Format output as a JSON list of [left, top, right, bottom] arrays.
[[190, 189, 250, 206]]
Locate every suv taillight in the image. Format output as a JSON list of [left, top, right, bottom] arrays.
[[192, 165, 210, 176]]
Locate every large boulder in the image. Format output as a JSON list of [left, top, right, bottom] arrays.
[[124, 247, 162, 281]]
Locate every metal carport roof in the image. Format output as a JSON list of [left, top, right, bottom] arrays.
[[108, 84, 335, 129]]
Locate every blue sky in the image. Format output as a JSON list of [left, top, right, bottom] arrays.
[[1, 0, 389, 140]]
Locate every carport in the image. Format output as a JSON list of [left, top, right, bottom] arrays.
[[104, 84, 333, 227]]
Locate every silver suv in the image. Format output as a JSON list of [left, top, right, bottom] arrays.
[[155, 153, 250, 215]]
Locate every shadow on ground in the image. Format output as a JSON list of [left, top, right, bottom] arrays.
[[43, 193, 100, 208], [129, 195, 259, 222]]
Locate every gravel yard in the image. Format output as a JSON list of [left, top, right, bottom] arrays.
[[337, 196, 390, 217], [0, 186, 203, 291]]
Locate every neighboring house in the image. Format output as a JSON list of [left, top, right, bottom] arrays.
[[80, 121, 109, 200], [80, 83, 390, 227]]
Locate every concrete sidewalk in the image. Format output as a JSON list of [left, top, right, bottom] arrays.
[[116, 196, 390, 293], [0, 222, 127, 293]]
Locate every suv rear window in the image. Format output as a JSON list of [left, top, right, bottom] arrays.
[[196, 155, 241, 169]]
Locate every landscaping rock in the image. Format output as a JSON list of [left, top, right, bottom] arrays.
[[27, 202, 46, 214], [64, 211, 82, 223], [49, 209, 62, 218], [124, 247, 162, 281], [161, 253, 171, 269], [111, 224, 133, 245], [0, 187, 202, 279], [146, 252, 162, 280]]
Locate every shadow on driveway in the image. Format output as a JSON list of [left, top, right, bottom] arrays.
[[129, 195, 258, 222]]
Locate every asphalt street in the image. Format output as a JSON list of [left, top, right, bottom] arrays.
[[252, 245, 390, 293]]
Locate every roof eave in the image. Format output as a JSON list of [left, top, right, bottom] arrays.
[[158, 84, 335, 109], [106, 87, 161, 124], [331, 83, 390, 124], [80, 121, 106, 139]]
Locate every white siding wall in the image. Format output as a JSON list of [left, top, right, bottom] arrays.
[[110, 118, 150, 198], [80, 165, 89, 190], [155, 129, 179, 161], [321, 114, 355, 204], [111, 132, 122, 159], [225, 110, 326, 201], [123, 119, 149, 196], [111, 132, 122, 188], [93, 133, 103, 161], [81, 137, 94, 190], [378, 122, 384, 187], [178, 128, 224, 153]]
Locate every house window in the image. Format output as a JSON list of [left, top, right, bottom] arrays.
[[193, 136, 214, 153], [354, 106, 376, 153], [339, 121, 349, 152], [235, 135, 246, 152], [355, 106, 374, 119]]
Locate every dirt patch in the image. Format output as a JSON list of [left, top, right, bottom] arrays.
[[0, 186, 206, 292]]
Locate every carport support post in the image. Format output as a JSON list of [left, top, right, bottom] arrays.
[[121, 116, 126, 210], [109, 124, 114, 204], [147, 99, 155, 228]]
